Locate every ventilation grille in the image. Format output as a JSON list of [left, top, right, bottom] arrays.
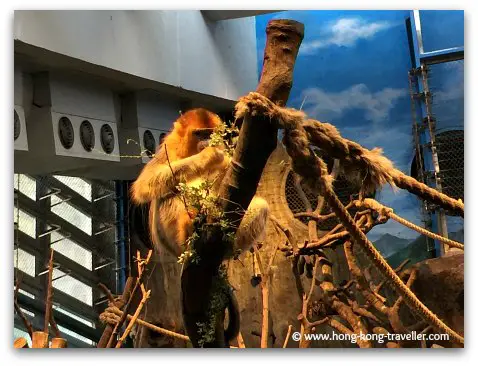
[[14, 110, 20, 141], [143, 130, 156, 157], [58, 117, 74, 149], [80, 120, 95, 152], [100, 124, 115, 154]]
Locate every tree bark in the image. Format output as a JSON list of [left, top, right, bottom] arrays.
[[181, 19, 304, 348]]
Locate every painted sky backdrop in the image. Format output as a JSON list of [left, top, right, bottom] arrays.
[[255, 10, 464, 249]]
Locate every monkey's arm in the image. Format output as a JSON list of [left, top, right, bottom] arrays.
[[131, 147, 225, 204]]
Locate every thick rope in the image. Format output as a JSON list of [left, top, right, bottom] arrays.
[[235, 92, 464, 217], [235, 91, 332, 194], [100, 306, 190, 342], [390, 212, 463, 250], [235, 92, 464, 345], [303, 122, 464, 216], [390, 171, 464, 217], [356, 199, 464, 250]]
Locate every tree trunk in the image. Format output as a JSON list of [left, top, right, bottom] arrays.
[[181, 19, 304, 348]]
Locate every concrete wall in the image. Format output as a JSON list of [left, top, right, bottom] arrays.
[[14, 10, 258, 101], [14, 10, 260, 178]]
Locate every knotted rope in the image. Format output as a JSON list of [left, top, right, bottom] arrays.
[[235, 92, 464, 217], [99, 305, 190, 342], [356, 199, 464, 250]]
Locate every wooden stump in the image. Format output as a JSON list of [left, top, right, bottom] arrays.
[[32, 331, 48, 348], [50, 338, 68, 348], [14, 337, 29, 349]]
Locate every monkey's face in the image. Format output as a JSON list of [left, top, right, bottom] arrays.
[[192, 128, 215, 152]]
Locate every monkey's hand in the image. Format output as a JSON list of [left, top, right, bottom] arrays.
[[131, 147, 227, 204], [197, 146, 226, 168]]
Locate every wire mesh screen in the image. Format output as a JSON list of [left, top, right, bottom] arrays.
[[284, 171, 318, 224], [317, 177, 365, 231], [13, 173, 121, 348], [428, 60, 464, 213], [435, 130, 464, 201], [284, 169, 363, 231]]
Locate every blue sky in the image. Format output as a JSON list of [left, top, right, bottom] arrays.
[[255, 10, 464, 242]]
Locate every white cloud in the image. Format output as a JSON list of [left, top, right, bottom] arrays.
[[433, 61, 464, 103], [300, 18, 394, 54], [300, 83, 406, 123], [339, 124, 412, 168]]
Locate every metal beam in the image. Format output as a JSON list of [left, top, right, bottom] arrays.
[[201, 10, 278, 21], [420, 46, 464, 65], [15, 40, 237, 111], [15, 272, 100, 321], [16, 193, 112, 260]]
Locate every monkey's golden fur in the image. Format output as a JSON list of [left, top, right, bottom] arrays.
[[131, 108, 269, 258]]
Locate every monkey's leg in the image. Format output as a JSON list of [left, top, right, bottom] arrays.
[[234, 197, 269, 254]]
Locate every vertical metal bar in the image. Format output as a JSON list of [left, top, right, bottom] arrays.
[[407, 72, 433, 253], [419, 67, 449, 254], [36, 176, 51, 331], [115, 181, 126, 294], [408, 11, 444, 257], [412, 10, 424, 56]]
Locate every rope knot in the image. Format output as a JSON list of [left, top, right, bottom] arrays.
[[99, 305, 122, 326]]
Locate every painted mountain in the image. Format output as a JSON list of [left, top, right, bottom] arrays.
[[385, 235, 432, 268], [372, 233, 411, 258], [376, 227, 464, 268]]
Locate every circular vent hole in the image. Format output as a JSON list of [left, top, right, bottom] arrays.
[[58, 117, 74, 149], [143, 130, 156, 157], [80, 120, 95, 152], [100, 124, 115, 154], [14, 110, 20, 141]]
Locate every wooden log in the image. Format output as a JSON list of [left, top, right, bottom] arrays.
[[50, 337, 68, 348], [115, 288, 151, 348], [14, 275, 34, 339], [106, 251, 151, 348], [31, 331, 48, 348], [44, 248, 61, 337], [97, 276, 135, 348], [256, 20, 306, 106], [181, 19, 304, 348], [14, 337, 29, 349]]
